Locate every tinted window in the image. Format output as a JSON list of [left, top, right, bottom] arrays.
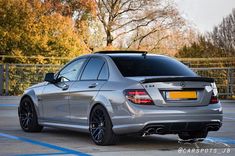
[[81, 57, 105, 80], [111, 55, 197, 77], [98, 63, 109, 80], [58, 58, 86, 81]]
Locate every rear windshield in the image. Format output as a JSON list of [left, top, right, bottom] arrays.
[[110, 55, 197, 77]]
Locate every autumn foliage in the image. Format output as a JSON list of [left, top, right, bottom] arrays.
[[0, 0, 94, 64], [0, 0, 233, 64]]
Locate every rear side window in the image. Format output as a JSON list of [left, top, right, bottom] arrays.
[[81, 57, 105, 80], [98, 63, 109, 80], [110, 55, 197, 77]]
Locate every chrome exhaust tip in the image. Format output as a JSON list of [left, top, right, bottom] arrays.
[[155, 128, 165, 134], [142, 128, 155, 137]]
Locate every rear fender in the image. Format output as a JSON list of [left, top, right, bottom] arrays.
[[89, 94, 114, 119]]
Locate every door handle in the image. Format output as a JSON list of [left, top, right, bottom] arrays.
[[88, 83, 98, 88], [62, 84, 69, 90]]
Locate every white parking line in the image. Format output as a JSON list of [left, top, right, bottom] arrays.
[[223, 116, 235, 120]]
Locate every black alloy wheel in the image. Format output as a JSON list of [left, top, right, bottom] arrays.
[[18, 97, 43, 132], [89, 105, 118, 145]]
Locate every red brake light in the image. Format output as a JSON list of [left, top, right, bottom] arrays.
[[124, 89, 154, 105], [210, 95, 219, 104]]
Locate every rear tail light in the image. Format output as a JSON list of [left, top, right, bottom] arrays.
[[210, 83, 219, 104], [124, 89, 154, 105], [210, 95, 219, 104]]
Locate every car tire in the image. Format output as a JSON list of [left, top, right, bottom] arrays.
[[18, 97, 43, 132], [89, 105, 118, 145], [178, 130, 208, 141]]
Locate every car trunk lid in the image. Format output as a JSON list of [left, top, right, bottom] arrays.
[[128, 76, 214, 107]]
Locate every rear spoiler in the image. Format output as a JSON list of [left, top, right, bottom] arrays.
[[140, 77, 215, 83]]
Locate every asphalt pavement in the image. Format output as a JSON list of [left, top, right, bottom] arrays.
[[0, 96, 235, 156]]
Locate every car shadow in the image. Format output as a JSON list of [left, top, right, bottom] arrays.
[[39, 128, 201, 151]]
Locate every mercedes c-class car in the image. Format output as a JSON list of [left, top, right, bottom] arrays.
[[18, 51, 223, 145]]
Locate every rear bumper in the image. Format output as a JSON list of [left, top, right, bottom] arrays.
[[112, 117, 222, 134], [112, 102, 223, 134]]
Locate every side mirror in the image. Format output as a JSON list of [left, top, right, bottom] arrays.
[[44, 73, 55, 83]]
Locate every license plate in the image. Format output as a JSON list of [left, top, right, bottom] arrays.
[[166, 91, 197, 100]]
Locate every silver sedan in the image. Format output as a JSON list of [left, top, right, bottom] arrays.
[[18, 51, 223, 145]]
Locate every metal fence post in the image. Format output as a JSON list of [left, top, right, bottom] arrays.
[[227, 68, 230, 97], [0, 64, 3, 95], [230, 68, 234, 96], [5, 63, 9, 96], [227, 67, 233, 97]]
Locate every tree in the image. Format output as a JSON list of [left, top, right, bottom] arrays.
[[148, 27, 197, 56], [95, 0, 185, 47], [208, 9, 235, 56], [176, 36, 225, 58], [38, 0, 97, 45], [176, 9, 235, 58], [0, 0, 89, 64]]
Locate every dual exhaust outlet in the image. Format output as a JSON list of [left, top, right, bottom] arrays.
[[142, 124, 220, 137], [142, 127, 165, 136]]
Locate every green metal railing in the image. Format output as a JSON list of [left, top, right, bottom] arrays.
[[0, 63, 234, 97]]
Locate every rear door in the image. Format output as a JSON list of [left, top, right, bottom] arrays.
[[69, 57, 109, 125]]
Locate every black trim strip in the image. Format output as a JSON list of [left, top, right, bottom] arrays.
[[140, 77, 214, 83]]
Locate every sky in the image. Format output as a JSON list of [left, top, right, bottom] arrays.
[[174, 0, 235, 33]]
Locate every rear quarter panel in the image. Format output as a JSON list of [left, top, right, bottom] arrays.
[[91, 80, 143, 121]]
